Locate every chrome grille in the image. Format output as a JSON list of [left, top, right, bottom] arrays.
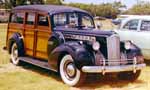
[[107, 34, 120, 66]]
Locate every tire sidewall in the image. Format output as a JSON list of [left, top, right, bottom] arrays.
[[11, 43, 20, 65], [59, 55, 81, 86]]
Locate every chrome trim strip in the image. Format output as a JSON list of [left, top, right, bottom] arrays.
[[82, 64, 146, 73]]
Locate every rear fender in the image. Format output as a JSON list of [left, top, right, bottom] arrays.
[[8, 33, 24, 56]]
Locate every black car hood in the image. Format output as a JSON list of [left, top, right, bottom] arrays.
[[54, 27, 116, 37]]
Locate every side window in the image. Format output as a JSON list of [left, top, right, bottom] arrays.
[[11, 12, 24, 24], [53, 13, 67, 26], [26, 13, 35, 25], [140, 20, 150, 31], [37, 14, 49, 26], [123, 20, 139, 30]]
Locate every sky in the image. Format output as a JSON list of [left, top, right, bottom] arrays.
[[65, 0, 150, 8]]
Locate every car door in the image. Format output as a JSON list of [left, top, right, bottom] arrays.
[[35, 13, 51, 59], [7, 12, 25, 45], [24, 12, 36, 56], [138, 20, 150, 59]]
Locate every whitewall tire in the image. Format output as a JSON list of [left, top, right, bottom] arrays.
[[59, 54, 86, 86], [11, 43, 20, 65]]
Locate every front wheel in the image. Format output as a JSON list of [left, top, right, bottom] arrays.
[[117, 70, 141, 81], [59, 54, 86, 86], [10, 42, 20, 65]]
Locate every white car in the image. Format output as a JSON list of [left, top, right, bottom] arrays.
[[112, 15, 138, 25], [115, 15, 150, 60]]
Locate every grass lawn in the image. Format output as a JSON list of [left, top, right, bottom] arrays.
[[0, 24, 10, 64], [0, 23, 150, 90]]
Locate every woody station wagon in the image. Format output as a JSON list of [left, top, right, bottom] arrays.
[[6, 5, 145, 86]]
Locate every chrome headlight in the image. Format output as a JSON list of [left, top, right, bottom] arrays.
[[92, 41, 100, 51], [124, 41, 132, 50]]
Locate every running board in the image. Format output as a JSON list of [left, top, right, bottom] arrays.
[[19, 57, 50, 70]]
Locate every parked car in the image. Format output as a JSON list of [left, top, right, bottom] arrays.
[[112, 15, 138, 25], [115, 16, 150, 60], [6, 5, 145, 86]]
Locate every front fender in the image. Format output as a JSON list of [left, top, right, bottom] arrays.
[[48, 42, 95, 71], [121, 41, 142, 56], [47, 32, 65, 56], [126, 47, 142, 58]]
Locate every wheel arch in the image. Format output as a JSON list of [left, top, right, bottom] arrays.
[[8, 33, 25, 56], [47, 32, 65, 55], [48, 42, 95, 71]]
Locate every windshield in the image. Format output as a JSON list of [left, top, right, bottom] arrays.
[[53, 12, 94, 29], [81, 14, 94, 28]]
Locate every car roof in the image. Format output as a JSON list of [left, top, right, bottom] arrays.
[[126, 15, 150, 20], [13, 5, 89, 15], [119, 15, 150, 29]]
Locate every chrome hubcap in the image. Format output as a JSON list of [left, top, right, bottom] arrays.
[[66, 63, 76, 77]]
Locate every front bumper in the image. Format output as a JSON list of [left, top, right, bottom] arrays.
[[82, 64, 146, 74]]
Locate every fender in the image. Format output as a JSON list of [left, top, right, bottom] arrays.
[[126, 47, 142, 59], [48, 41, 95, 71], [8, 33, 24, 56], [120, 41, 142, 58], [47, 32, 65, 55]]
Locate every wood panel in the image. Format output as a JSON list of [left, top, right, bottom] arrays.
[[24, 30, 34, 56], [24, 25, 35, 56], [35, 29, 51, 59], [34, 14, 51, 60], [7, 23, 24, 45]]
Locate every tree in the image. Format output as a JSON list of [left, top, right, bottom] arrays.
[[67, 3, 119, 18], [3, 0, 63, 9], [0, 0, 4, 4], [3, 0, 44, 9], [0, 0, 5, 8], [125, 3, 150, 15], [44, 0, 63, 5]]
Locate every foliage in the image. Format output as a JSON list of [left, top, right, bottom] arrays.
[[1, 0, 125, 18], [125, 3, 150, 15], [2, 0, 63, 8], [44, 0, 62, 5], [66, 2, 125, 19], [2, 0, 62, 9]]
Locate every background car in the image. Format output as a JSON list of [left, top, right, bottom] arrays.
[[115, 15, 150, 60], [112, 15, 139, 25]]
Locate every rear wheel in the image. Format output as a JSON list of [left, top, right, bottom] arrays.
[[10, 42, 20, 65], [118, 70, 141, 81], [59, 54, 86, 86]]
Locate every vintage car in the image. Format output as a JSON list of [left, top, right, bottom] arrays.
[[6, 5, 145, 86], [114, 16, 150, 60]]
